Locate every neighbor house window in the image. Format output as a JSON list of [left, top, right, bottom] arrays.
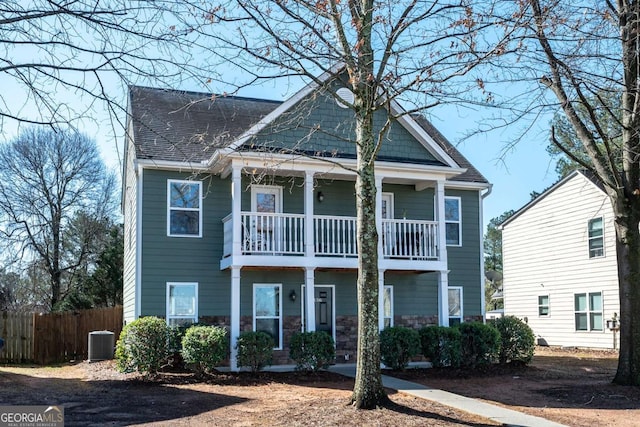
[[445, 197, 462, 246], [448, 287, 463, 326], [254, 284, 282, 349], [167, 179, 202, 237], [538, 295, 550, 316], [383, 285, 394, 328], [575, 292, 603, 331], [588, 217, 604, 258], [166, 282, 198, 326]]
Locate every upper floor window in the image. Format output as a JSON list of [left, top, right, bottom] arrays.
[[538, 295, 549, 316], [167, 180, 202, 237], [445, 197, 462, 246], [588, 217, 604, 258], [574, 292, 603, 331]]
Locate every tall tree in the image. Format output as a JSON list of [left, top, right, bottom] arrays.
[[0, 127, 116, 310], [175, 0, 506, 407], [0, 1, 206, 136], [546, 93, 623, 179], [497, 0, 640, 385], [484, 210, 514, 311]]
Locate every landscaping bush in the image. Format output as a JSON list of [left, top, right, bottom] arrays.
[[494, 316, 535, 365], [419, 326, 462, 368], [289, 331, 335, 372], [236, 331, 274, 373], [380, 326, 421, 371], [181, 325, 228, 376], [457, 322, 501, 368], [115, 316, 169, 377]]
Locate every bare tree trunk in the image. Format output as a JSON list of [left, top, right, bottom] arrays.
[[612, 195, 640, 385]]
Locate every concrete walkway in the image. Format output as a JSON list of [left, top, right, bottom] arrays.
[[329, 365, 567, 427]]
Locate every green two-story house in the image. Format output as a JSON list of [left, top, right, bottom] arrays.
[[122, 73, 490, 369]]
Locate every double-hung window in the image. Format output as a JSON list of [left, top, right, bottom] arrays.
[[448, 286, 463, 326], [168, 179, 202, 237], [588, 217, 604, 258], [445, 197, 462, 246], [254, 284, 282, 349], [166, 282, 198, 326], [538, 295, 549, 316], [574, 292, 603, 331], [383, 285, 394, 328]]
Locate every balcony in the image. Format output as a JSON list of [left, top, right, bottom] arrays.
[[222, 212, 440, 265]]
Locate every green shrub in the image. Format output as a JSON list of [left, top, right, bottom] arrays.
[[289, 331, 336, 372], [419, 326, 462, 368], [457, 322, 501, 368], [236, 331, 274, 373], [115, 316, 169, 377], [494, 316, 535, 365], [380, 326, 421, 371], [181, 325, 228, 375]]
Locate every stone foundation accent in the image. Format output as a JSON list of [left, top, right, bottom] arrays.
[[394, 315, 438, 329], [335, 315, 358, 363]]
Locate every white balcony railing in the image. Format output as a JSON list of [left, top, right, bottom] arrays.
[[381, 219, 438, 260], [223, 212, 439, 260]]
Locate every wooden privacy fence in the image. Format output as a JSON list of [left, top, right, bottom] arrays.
[[1, 306, 123, 364]]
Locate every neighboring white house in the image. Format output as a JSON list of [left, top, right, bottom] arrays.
[[500, 170, 620, 349]]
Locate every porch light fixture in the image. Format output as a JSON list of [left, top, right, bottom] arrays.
[[289, 289, 297, 302], [317, 191, 324, 203]]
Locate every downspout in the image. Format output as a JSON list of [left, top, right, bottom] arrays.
[[479, 184, 493, 323]]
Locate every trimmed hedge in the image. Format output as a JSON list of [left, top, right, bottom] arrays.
[[236, 331, 274, 373], [115, 316, 168, 377], [419, 326, 461, 368], [494, 316, 535, 365], [289, 331, 335, 372], [457, 322, 501, 367], [380, 326, 421, 371], [182, 325, 228, 375]]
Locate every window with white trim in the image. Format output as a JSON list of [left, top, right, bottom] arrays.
[[167, 179, 202, 237], [588, 217, 604, 258], [538, 295, 549, 316], [448, 286, 463, 326], [445, 197, 462, 246], [574, 292, 603, 331], [166, 282, 198, 326], [383, 285, 394, 328], [254, 284, 282, 349]]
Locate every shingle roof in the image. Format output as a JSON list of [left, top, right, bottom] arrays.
[[412, 115, 488, 184], [129, 86, 280, 163], [129, 86, 488, 184]]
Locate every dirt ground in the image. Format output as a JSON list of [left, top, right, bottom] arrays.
[[0, 347, 636, 427], [392, 346, 639, 427]]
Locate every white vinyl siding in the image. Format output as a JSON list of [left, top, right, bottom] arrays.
[[502, 172, 619, 349], [123, 136, 139, 322]]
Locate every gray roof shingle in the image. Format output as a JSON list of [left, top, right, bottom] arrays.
[[129, 86, 488, 184]]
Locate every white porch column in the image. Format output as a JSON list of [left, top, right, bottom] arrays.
[[378, 269, 385, 331], [375, 176, 383, 260], [230, 266, 241, 371], [231, 165, 243, 256], [435, 180, 450, 326], [304, 171, 315, 257], [305, 267, 316, 331], [438, 270, 450, 326], [435, 179, 448, 265]]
